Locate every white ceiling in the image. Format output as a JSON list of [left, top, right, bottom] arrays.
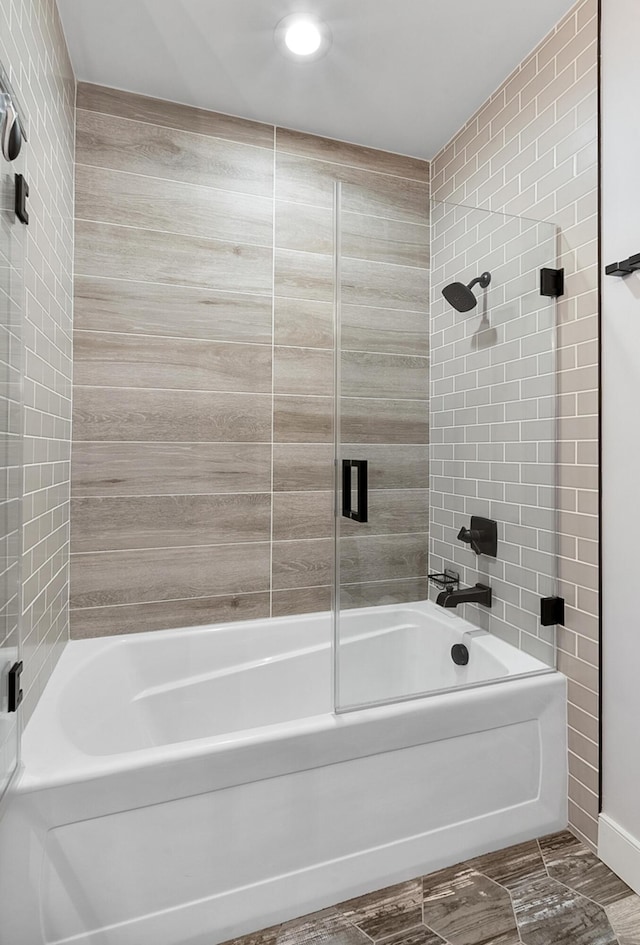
[[56, 0, 577, 160]]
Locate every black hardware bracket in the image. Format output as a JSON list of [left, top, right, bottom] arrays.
[[428, 569, 460, 591], [15, 173, 29, 225], [605, 253, 640, 277], [8, 661, 23, 712], [540, 597, 565, 627], [540, 268, 565, 297]]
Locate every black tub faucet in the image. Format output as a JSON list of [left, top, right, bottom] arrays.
[[436, 584, 492, 609]]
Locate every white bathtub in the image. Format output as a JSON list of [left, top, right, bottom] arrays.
[[0, 601, 567, 945]]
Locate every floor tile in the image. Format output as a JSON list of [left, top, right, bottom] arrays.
[[539, 830, 633, 905], [511, 874, 618, 945], [422, 866, 519, 945], [469, 839, 547, 889], [606, 894, 640, 945], [337, 880, 423, 941], [278, 910, 372, 945], [379, 924, 447, 945]]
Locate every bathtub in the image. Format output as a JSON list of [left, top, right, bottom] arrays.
[[0, 600, 567, 945]]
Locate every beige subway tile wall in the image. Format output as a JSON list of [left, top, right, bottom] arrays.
[[430, 0, 599, 847], [70, 84, 431, 636], [0, 0, 76, 722]]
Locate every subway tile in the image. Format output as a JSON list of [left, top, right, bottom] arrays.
[[71, 494, 271, 552], [74, 331, 272, 393]]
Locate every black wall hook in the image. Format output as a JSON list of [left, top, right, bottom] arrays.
[[606, 253, 640, 277]]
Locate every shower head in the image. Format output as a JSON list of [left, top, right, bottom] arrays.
[[442, 271, 492, 313]]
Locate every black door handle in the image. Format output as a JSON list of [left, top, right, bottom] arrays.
[[342, 459, 368, 523]]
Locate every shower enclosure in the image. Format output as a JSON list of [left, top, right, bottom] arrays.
[[334, 183, 560, 712], [0, 94, 25, 803]]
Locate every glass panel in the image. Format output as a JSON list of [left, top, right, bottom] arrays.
[[0, 132, 24, 800], [334, 188, 558, 713]]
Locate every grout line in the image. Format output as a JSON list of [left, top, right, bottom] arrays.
[[269, 124, 276, 620]]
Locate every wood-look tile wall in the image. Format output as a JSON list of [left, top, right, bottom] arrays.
[[430, 0, 599, 848], [70, 84, 430, 637]]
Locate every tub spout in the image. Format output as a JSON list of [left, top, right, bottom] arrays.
[[436, 584, 492, 609]]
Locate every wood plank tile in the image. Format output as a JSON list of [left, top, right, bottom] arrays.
[[469, 840, 546, 889], [71, 542, 270, 607], [341, 304, 429, 356], [337, 880, 423, 941], [341, 445, 429, 489], [511, 874, 616, 945], [341, 351, 429, 400], [271, 586, 332, 617], [275, 152, 429, 223], [341, 398, 429, 444], [538, 832, 633, 906], [273, 492, 333, 540], [277, 910, 371, 945], [274, 297, 333, 350], [274, 395, 333, 443], [74, 276, 273, 345], [605, 894, 640, 945], [71, 442, 272, 496], [341, 258, 430, 312], [76, 164, 273, 246], [276, 127, 430, 182], [77, 83, 274, 148], [273, 444, 334, 491], [423, 867, 519, 945], [74, 331, 272, 392], [340, 490, 430, 537], [272, 539, 333, 590], [340, 578, 429, 609], [274, 346, 333, 396], [77, 107, 273, 196], [75, 220, 273, 295], [275, 249, 333, 302], [339, 534, 428, 584], [71, 494, 271, 552], [73, 387, 272, 442], [276, 200, 430, 268], [70, 592, 271, 638]]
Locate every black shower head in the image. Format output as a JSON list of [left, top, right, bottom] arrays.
[[442, 271, 492, 313]]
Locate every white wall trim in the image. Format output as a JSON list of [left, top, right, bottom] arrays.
[[598, 814, 640, 896]]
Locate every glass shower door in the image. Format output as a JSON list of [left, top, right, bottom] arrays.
[[0, 123, 24, 800], [334, 186, 560, 712], [333, 180, 431, 710]]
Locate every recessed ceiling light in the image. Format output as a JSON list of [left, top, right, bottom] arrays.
[[275, 14, 332, 62]]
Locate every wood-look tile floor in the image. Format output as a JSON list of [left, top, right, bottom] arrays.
[[224, 832, 640, 945]]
